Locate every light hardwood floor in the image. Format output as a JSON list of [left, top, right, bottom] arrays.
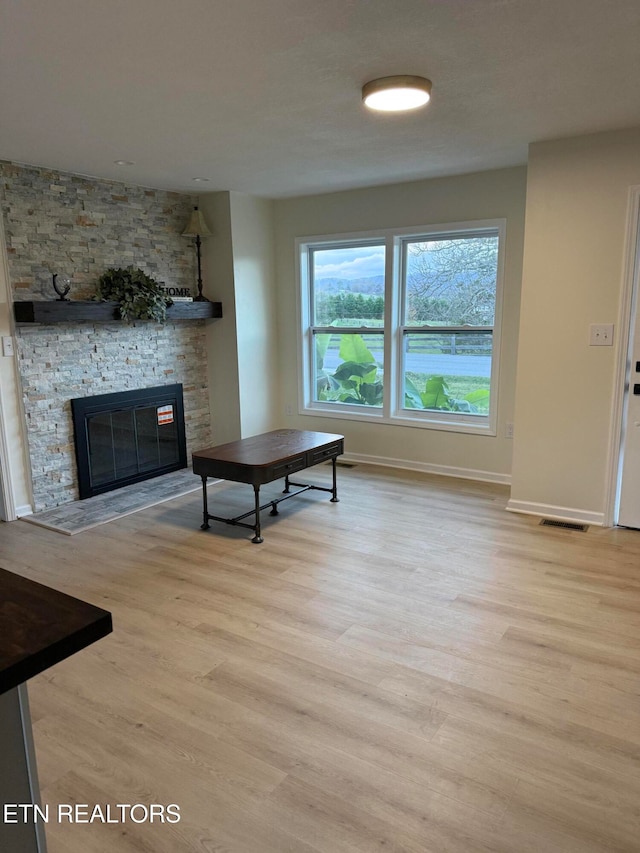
[[3, 464, 640, 852]]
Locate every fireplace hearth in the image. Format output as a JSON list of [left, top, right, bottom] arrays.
[[71, 385, 187, 499]]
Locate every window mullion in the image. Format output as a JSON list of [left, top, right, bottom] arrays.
[[383, 234, 398, 419], [401, 325, 494, 334], [312, 325, 379, 334]]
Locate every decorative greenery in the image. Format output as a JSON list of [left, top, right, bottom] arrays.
[[316, 329, 489, 413], [96, 266, 171, 323], [404, 374, 489, 413], [316, 333, 384, 406]]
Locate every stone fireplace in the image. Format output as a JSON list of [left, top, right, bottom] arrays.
[[0, 161, 215, 513], [16, 320, 212, 512]]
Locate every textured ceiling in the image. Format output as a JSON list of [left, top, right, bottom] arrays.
[[1, 0, 640, 198]]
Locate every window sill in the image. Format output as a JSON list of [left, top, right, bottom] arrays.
[[301, 403, 496, 436]]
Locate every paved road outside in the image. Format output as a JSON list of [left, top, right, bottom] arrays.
[[323, 350, 491, 378]]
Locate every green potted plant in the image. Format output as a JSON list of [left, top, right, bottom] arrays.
[[96, 266, 172, 323]]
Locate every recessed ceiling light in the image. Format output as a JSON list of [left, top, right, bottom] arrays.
[[192, 177, 210, 182], [362, 75, 432, 112], [113, 159, 135, 166]]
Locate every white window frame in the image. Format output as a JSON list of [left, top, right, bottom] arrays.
[[296, 219, 506, 436]]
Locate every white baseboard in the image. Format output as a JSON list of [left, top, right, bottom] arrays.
[[341, 452, 511, 486], [15, 504, 33, 518], [506, 499, 605, 527]]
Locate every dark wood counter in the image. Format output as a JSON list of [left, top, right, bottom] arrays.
[[0, 569, 112, 852], [0, 568, 112, 695]]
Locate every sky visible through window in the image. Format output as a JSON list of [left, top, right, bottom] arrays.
[[313, 245, 385, 282], [312, 245, 386, 326]]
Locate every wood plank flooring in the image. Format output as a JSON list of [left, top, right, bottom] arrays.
[[2, 464, 640, 852]]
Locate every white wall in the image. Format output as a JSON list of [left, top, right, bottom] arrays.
[[510, 127, 640, 523], [201, 191, 279, 444], [229, 193, 279, 437], [0, 215, 31, 517], [200, 192, 242, 445], [273, 167, 527, 481]]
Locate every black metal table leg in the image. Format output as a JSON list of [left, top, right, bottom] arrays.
[[200, 475, 210, 529], [283, 474, 290, 494], [330, 456, 339, 502], [252, 484, 264, 543]]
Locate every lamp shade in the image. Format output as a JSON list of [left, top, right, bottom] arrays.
[[182, 207, 212, 237]]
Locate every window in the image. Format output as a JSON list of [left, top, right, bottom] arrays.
[[298, 221, 505, 434], [309, 242, 386, 407]]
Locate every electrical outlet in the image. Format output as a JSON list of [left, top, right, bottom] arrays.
[[505, 422, 514, 439], [284, 403, 293, 416], [589, 324, 614, 346], [2, 336, 14, 357]]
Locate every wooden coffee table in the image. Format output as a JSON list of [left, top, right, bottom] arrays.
[[192, 429, 344, 543]]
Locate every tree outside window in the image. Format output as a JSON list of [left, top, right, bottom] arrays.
[[402, 234, 499, 417]]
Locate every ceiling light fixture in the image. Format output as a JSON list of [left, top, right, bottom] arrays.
[[113, 159, 135, 166], [362, 75, 432, 112], [192, 177, 210, 182]]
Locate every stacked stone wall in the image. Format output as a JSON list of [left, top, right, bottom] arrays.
[[0, 162, 213, 511]]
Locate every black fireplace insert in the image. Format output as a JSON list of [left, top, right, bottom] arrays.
[[71, 384, 187, 499]]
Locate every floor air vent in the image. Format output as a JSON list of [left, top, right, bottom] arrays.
[[540, 519, 589, 532], [327, 461, 356, 468]]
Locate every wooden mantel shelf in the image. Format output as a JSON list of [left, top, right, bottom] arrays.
[[13, 299, 223, 324]]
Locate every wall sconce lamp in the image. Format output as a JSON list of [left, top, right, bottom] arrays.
[[182, 206, 212, 302]]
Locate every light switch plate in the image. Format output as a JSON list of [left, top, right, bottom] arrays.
[[589, 324, 614, 346], [2, 335, 14, 357]]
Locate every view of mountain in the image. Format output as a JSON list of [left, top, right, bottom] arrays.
[[315, 275, 384, 295]]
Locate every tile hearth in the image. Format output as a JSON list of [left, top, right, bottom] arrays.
[[22, 468, 217, 535]]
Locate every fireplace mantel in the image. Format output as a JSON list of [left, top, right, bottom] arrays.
[[14, 300, 222, 324]]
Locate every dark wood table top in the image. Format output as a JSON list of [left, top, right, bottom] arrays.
[[0, 568, 112, 695], [193, 429, 344, 468]]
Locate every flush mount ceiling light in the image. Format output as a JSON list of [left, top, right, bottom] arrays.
[[113, 159, 135, 166], [362, 75, 432, 112]]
